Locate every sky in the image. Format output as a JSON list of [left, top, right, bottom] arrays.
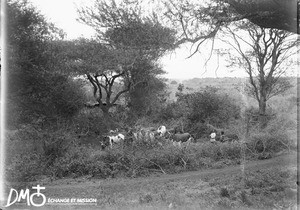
[[27, 0, 296, 80]]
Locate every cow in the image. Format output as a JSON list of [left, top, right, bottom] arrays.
[[140, 129, 156, 141], [102, 133, 125, 149], [224, 133, 239, 142], [171, 133, 194, 147], [100, 136, 110, 150], [132, 128, 157, 142], [164, 131, 173, 139], [125, 129, 136, 145], [157, 125, 167, 137]]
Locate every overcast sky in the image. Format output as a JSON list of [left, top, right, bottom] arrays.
[[27, 0, 296, 80]]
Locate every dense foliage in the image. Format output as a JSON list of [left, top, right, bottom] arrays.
[[6, 0, 85, 126], [156, 86, 241, 137]]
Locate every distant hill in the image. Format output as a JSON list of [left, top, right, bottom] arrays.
[[166, 77, 246, 101], [166, 77, 298, 106], [82, 76, 298, 112], [182, 77, 246, 90]]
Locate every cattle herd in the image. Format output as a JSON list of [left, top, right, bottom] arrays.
[[100, 125, 239, 150]]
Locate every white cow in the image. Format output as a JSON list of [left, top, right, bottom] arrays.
[[157, 125, 167, 137], [107, 133, 125, 148]]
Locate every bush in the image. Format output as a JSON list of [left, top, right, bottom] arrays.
[[49, 146, 92, 178], [247, 131, 291, 155], [186, 87, 240, 127], [44, 140, 247, 180], [185, 122, 210, 139], [72, 108, 110, 144], [5, 123, 81, 183], [9, 121, 290, 181], [220, 142, 242, 160], [245, 106, 276, 128], [6, 153, 45, 182]]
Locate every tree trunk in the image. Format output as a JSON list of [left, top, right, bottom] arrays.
[[258, 95, 267, 129], [101, 105, 110, 118], [101, 106, 109, 115], [100, 105, 115, 128]]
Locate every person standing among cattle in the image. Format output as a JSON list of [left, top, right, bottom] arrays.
[[209, 130, 216, 143], [220, 131, 225, 142]]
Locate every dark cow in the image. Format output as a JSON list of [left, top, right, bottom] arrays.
[[164, 130, 173, 139], [100, 136, 110, 150], [225, 133, 239, 142], [216, 131, 239, 143], [171, 133, 194, 146], [125, 129, 136, 145]]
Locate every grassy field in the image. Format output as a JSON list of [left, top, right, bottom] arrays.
[[5, 151, 297, 210]]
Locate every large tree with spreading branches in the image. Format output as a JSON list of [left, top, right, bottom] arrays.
[[6, 0, 85, 126], [64, 0, 176, 118], [219, 21, 298, 128], [158, 0, 298, 54]]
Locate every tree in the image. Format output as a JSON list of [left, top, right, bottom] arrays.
[[186, 86, 240, 126], [6, 0, 84, 126], [71, 0, 175, 117], [175, 83, 185, 99], [55, 38, 134, 116], [220, 22, 298, 128], [223, 0, 298, 34], [126, 59, 168, 118], [147, 0, 298, 57]]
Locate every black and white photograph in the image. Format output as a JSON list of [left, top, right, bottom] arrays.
[[0, 0, 299, 209]]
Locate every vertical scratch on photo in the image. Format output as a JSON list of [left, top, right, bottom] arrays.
[[0, 0, 7, 206]]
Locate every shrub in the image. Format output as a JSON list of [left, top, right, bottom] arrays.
[[48, 141, 238, 179], [139, 194, 153, 203], [220, 142, 242, 160], [245, 106, 277, 128], [194, 143, 223, 161], [12, 126, 290, 181], [49, 146, 90, 178], [6, 153, 45, 182], [247, 132, 291, 155], [73, 108, 109, 139], [220, 187, 230, 198], [6, 123, 80, 182], [185, 122, 211, 139], [186, 87, 240, 126]]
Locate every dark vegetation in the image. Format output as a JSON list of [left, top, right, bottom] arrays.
[[5, 0, 297, 197]]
